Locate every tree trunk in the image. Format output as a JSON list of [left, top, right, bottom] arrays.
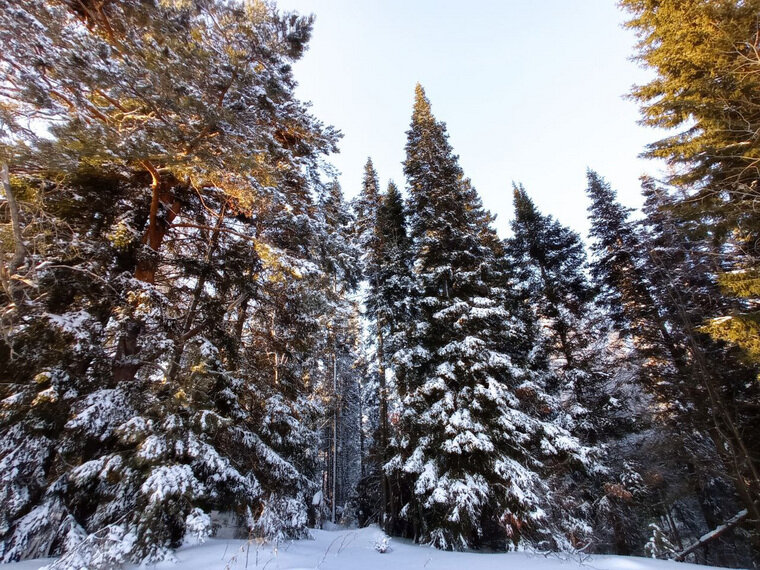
[[377, 327, 390, 528], [1, 162, 28, 303], [114, 165, 181, 383], [112, 319, 142, 383], [675, 510, 748, 562], [648, 247, 760, 534], [134, 165, 182, 283]]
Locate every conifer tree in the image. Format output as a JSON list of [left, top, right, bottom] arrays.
[[621, 0, 760, 251], [316, 180, 362, 523], [387, 85, 590, 550], [508, 185, 594, 377], [585, 170, 682, 377], [509, 184, 627, 549], [353, 177, 414, 527], [0, 1, 340, 565], [354, 159, 383, 285], [586, 170, 760, 558], [621, 0, 760, 411]]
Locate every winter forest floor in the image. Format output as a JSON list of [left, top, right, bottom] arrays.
[[0, 526, 731, 570]]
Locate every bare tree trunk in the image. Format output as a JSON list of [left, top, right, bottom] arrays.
[[332, 334, 338, 523], [1, 162, 28, 303], [377, 327, 390, 528], [233, 298, 249, 345]]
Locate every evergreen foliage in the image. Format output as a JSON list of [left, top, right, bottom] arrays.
[[1, 0, 758, 565], [388, 85, 590, 551], [0, 0, 345, 565], [586, 170, 760, 562]]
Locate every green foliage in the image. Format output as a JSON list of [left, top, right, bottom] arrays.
[[621, 0, 760, 262], [701, 269, 760, 366], [719, 269, 760, 299], [622, 0, 760, 186], [0, 0, 346, 565], [701, 313, 760, 366], [388, 85, 592, 552]]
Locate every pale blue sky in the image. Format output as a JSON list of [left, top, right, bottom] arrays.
[[276, 0, 667, 237]]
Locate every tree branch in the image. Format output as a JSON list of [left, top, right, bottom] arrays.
[[674, 509, 748, 561]]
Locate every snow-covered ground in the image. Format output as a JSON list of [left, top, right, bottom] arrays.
[[1, 526, 727, 570]]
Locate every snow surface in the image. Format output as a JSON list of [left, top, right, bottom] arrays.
[[0, 526, 730, 570]]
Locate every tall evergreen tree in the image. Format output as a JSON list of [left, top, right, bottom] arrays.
[[509, 184, 627, 550], [586, 170, 760, 560], [621, 0, 760, 404], [387, 85, 590, 550], [354, 177, 414, 527], [351, 160, 390, 523], [316, 180, 362, 523], [0, 1, 340, 566], [585, 170, 681, 376], [508, 185, 593, 375], [621, 0, 760, 250]]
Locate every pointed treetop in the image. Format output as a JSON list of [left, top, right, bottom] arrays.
[[360, 156, 380, 200], [325, 178, 344, 202], [379, 179, 408, 251], [412, 83, 434, 125], [585, 169, 633, 223], [512, 182, 537, 215], [386, 179, 400, 198], [383, 180, 405, 227]]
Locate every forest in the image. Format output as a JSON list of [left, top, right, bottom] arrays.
[[1, 1, 760, 569]]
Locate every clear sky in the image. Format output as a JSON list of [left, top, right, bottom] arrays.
[[275, 0, 667, 238]]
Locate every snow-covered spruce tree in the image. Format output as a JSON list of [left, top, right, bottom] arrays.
[[351, 159, 389, 523], [353, 160, 415, 527], [586, 171, 759, 561], [507, 185, 597, 399], [376, 181, 414, 356], [507, 184, 621, 548], [353, 173, 414, 528], [0, 0, 339, 565], [315, 180, 363, 524], [374, 180, 414, 529], [353, 159, 384, 287], [585, 170, 680, 376], [386, 85, 591, 551]]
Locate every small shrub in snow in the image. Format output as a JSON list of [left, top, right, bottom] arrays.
[[374, 534, 391, 553], [645, 523, 678, 560], [185, 508, 212, 544]]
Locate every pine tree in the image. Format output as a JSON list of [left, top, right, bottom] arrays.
[[585, 170, 684, 382], [621, 0, 760, 421], [0, 1, 341, 565], [621, 0, 760, 241], [618, 2, 760, 553], [376, 180, 413, 352]]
